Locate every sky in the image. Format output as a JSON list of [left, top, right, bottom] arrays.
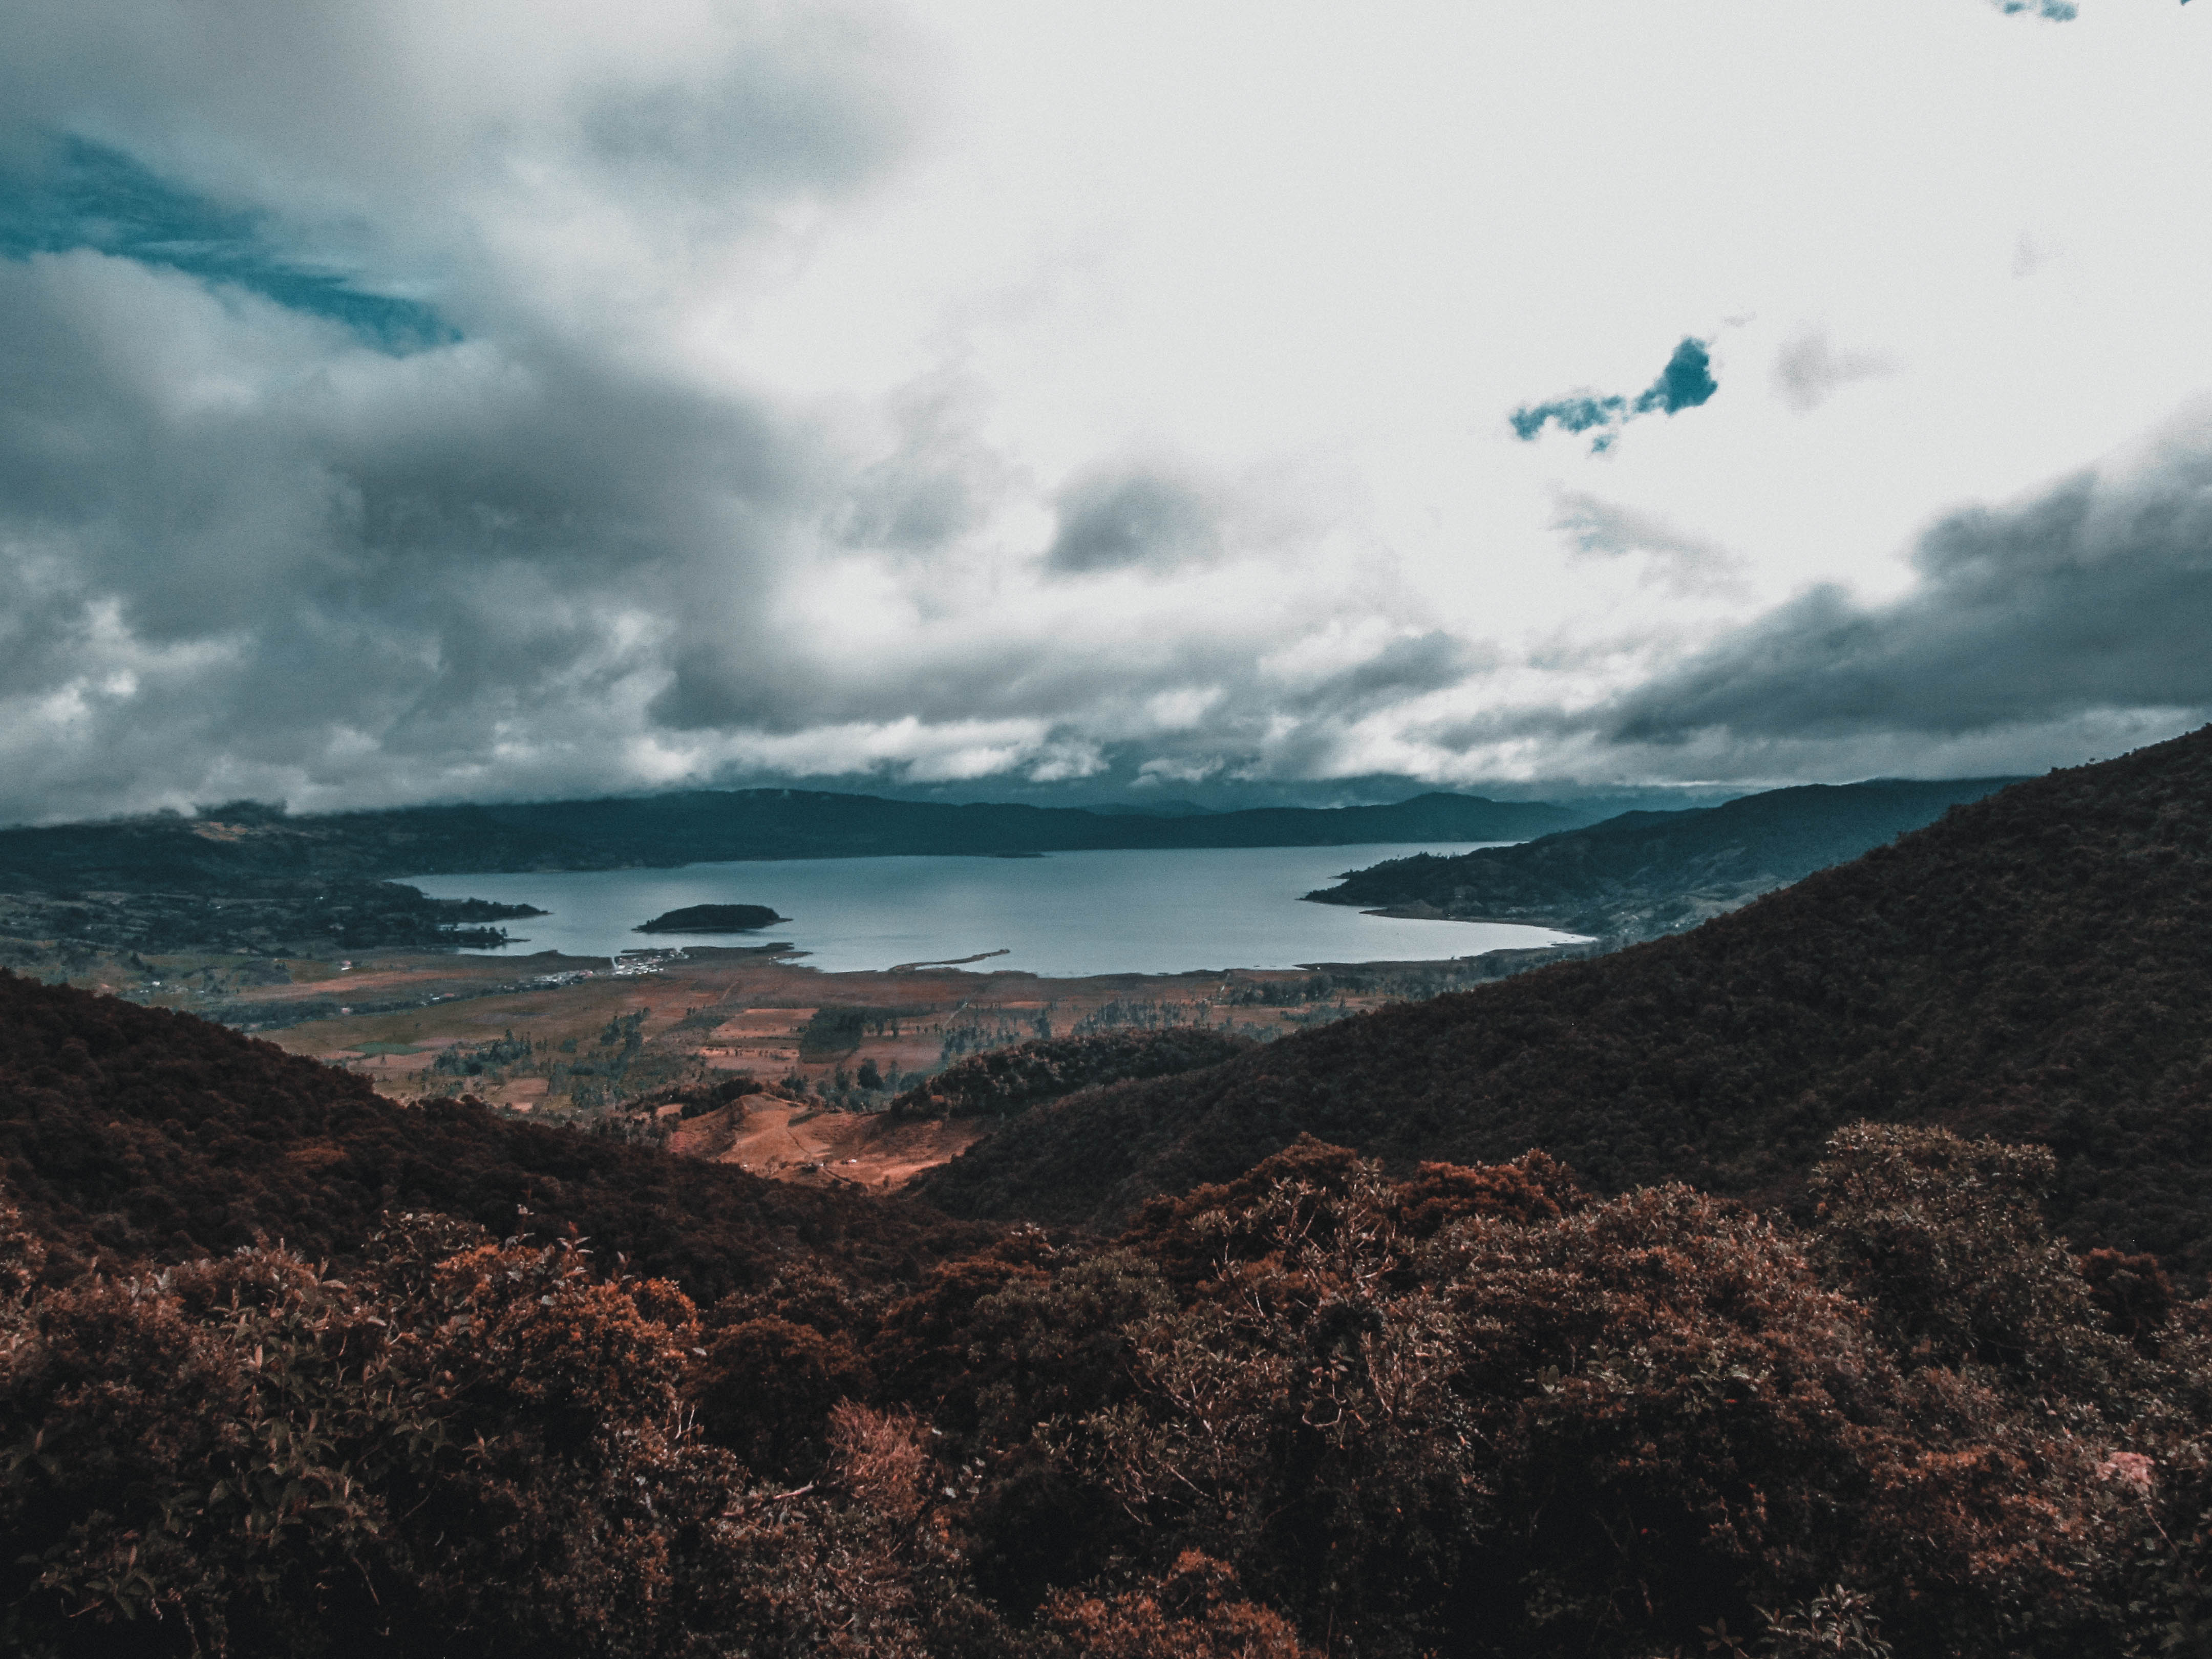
[[1, 0, 2209, 823]]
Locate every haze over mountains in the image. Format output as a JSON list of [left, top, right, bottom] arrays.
[[0, 777, 2036, 971], [14, 732, 2212, 1269]]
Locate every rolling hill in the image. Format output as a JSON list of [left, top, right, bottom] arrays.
[[1306, 774, 2023, 941], [0, 968, 978, 1295]]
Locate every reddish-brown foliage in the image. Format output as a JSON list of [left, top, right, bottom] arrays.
[[5, 1120, 2206, 1657]]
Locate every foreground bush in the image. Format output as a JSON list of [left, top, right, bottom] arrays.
[[5, 1123, 2208, 1656]]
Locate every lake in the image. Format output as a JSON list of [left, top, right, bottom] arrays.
[[405, 843, 1584, 977]]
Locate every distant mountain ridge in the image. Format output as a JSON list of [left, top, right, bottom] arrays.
[[0, 788, 1587, 890], [914, 730, 2212, 1270], [0, 787, 1591, 957], [1307, 775, 2024, 942]]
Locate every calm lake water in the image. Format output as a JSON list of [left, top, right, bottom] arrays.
[[405, 843, 1584, 977]]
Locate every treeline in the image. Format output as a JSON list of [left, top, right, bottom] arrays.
[[915, 728, 2212, 1270], [7, 1124, 2211, 1656], [889, 1028, 1254, 1120]]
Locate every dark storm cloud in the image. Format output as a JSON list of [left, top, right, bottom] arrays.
[[0, 220, 1467, 820], [1046, 467, 1222, 574], [1511, 337, 1718, 454], [1278, 632, 1483, 717], [650, 614, 1264, 735], [0, 248, 819, 819], [1603, 440, 2212, 747], [0, 1, 1747, 821], [0, 1, 1038, 822]]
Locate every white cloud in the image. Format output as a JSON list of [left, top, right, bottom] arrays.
[[1, 0, 2210, 821], [1771, 328, 1897, 415]]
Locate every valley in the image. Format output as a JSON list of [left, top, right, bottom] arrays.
[[229, 941, 1583, 1186]]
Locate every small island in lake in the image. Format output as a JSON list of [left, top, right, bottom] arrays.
[[635, 903, 790, 933]]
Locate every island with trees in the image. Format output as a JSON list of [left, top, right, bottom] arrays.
[[635, 903, 790, 933]]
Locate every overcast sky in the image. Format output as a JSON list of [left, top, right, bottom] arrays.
[[2, 0, 2208, 822]]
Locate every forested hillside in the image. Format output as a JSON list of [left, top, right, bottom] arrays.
[[918, 729, 2212, 1268], [0, 971, 976, 1296], [888, 1027, 1256, 1119], [1307, 774, 2020, 940], [6, 1113, 2207, 1657]]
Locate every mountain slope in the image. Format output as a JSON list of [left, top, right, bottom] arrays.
[[915, 729, 2212, 1269], [0, 970, 977, 1295], [1307, 775, 2023, 941]]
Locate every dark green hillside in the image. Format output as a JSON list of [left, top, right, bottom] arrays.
[[1309, 774, 2022, 941], [0, 970, 976, 1296], [916, 728, 2212, 1269]]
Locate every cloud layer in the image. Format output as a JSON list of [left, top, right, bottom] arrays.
[[1603, 417, 2212, 746], [1, 1, 2209, 822], [0, 1, 1493, 821]]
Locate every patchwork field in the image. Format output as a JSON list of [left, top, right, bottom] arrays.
[[175, 945, 1430, 1185], [12, 937, 1564, 1190]]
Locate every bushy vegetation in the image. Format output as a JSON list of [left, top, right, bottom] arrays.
[[7, 1125, 2211, 1656], [889, 1029, 1256, 1120], [919, 728, 2212, 1269]]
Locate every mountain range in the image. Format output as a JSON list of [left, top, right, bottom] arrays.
[[0, 789, 1587, 890]]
